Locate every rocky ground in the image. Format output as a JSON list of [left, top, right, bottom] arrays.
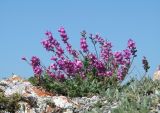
[[1, 74, 160, 113], [0, 75, 119, 113]]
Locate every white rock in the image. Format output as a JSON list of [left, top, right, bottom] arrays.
[[0, 80, 8, 85], [63, 109, 73, 113], [153, 66, 160, 81], [52, 96, 73, 108], [153, 71, 160, 81]]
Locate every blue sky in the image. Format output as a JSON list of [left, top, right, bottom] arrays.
[[0, 1, 160, 79]]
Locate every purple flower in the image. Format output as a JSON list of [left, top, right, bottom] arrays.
[[30, 56, 43, 76], [105, 71, 113, 77], [42, 32, 57, 51], [50, 56, 57, 61], [50, 63, 58, 70], [114, 51, 123, 65], [94, 60, 106, 74], [80, 37, 88, 52], [123, 49, 131, 60], [57, 73, 65, 79], [58, 27, 68, 43], [58, 27, 65, 33], [33, 66, 42, 76], [117, 69, 123, 80], [100, 41, 113, 61], [142, 56, 150, 72], [58, 27, 79, 58], [21, 57, 27, 61], [66, 43, 79, 58], [90, 34, 105, 45], [128, 39, 135, 49], [42, 31, 63, 56], [124, 60, 130, 66], [127, 39, 137, 56], [74, 60, 83, 71], [55, 46, 64, 57], [47, 69, 56, 78], [66, 43, 72, 53], [45, 31, 52, 36], [30, 56, 40, 67], [23, 26, 138, 82], [88, 53, 97, 65]]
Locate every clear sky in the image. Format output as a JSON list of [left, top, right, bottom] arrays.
[[0, 1, 160, 79]]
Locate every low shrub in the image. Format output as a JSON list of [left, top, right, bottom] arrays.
[[24, 27, 137, 97]]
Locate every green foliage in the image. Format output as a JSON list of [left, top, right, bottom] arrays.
[[28, 72, 160, 112], [28, 72, 120, 97], [81, 77, 160, 113], [0, 91, 21, 113], [111, 77, 160, 113]]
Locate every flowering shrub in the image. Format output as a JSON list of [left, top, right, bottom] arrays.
[[23, 27, 137, 96]]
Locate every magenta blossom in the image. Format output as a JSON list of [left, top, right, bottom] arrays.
[[80, 37, 88, 52], [55, 46, 64, 57], [50, 56, 57, 61], [105, 71, 113, 77], [114, 51, 123, 65], [142, 56, 150, 72], [21, 57, 27, 61], [90, 34, 105, 45], [74, 60, 83, 71], [128, 39, 135, 49], [47, 69, 56, 78], [123, 49, 131, 60], [57, 73, 65, 79], [33, 66, 42, 76], [101, 41, 112, 62], [88, 53, 97, 65], [58, 27, 68, 43], [30, 56, 40, 67], [30, 56, 43, 76], [58, 27, 79, 58], [50, 63, 58, 70], [117, 69, 123, 80], [127, 39, 137, 56], [23, 27, 138, 82]]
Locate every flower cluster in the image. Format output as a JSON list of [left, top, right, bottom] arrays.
[[112, 39, 137, 80], [128, 39, 137, 57], [101, 41, 112, 62], [142, 56, 150, 72], [23, 27, 137, 82], [80, 38, 88, 53], [58, 27, 79, 58], [58, 27, 68, 43], [41, 31, 64, 57], [22, 56, 43, 76], [89, 34, 105, 45], [46, 57, 83, 80]]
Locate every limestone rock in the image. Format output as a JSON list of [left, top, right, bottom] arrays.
[[153, 66, 160, 81], [0, 75, 77, 113], [0, 75, 120, 113]]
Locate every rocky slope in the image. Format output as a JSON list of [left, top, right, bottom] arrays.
[[1, 74, 160, 113], [0, 75, 117, 113]]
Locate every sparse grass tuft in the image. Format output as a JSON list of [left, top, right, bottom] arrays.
[[0, 91, 21, 113]]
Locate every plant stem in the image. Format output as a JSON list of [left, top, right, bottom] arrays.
[[127, 56, 135, 75], [93, 43, 99, 59]]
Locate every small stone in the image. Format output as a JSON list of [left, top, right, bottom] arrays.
[[63, 109, 73, 113], [52, 96, 73, 109]]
